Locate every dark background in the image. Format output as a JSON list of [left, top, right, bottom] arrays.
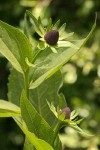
[[0, 0, 100, 149]]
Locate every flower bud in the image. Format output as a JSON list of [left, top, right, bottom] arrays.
[[44, 30, 59, 46], [60, 107, 71, 119]]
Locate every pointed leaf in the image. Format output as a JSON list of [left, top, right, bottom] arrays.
[[8, 69, 24, 106], [29, 20, 96, 89], [0, 99, 20, 112], [0, 112, 20, 117], [30, 71, 63, 128], [0, 100, 21, 117], [8, 69, 63, 129], [0, 39, 23, 73], [13, 116, 54, 150], [20, 91, 54, 144], [0, 20, 33, 72]]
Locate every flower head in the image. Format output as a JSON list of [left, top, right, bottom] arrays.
[[60, 107, 71, 119], [44, 30, 59, 46], [26, 10, 79, 53]]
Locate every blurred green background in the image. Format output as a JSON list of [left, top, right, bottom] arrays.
[[0, 0, 100, 150]]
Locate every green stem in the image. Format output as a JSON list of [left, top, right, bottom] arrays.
[[24, 69, 29, 99], [51, 121, 62, 146], [32, 49, 41, 64]]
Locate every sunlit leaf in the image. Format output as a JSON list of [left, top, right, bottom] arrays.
[[29, 71, 64, 128], [0, 100, 21, 117], [29, 19, 96, 89], [0, 20, 33, 73], [0, 39, 23, 73], [13, 116, 54, 150]]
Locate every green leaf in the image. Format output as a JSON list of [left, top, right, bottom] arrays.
[[8, 69, 65, 129], [23, 136, 62, 150], [0, 20, 33, 73], [0, 39, 23, 73], [24, 138, 35, 150], [8, 69, 24, 106], [29, 20, 96, 89], [20, 91, 55, 144], [30, 71, 64, 128], [13, 116, 54, 150], [0, 100, 20, 112], [28, 46, 81, 89], [0, 100, 21, 117]]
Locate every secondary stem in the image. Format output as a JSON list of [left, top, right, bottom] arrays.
[[24, 69, 29, 99], [51, 121, 62, 146]]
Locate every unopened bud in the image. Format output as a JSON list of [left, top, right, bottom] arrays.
[[44, 30, 59, 46], [60, 107, 71, 119]]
